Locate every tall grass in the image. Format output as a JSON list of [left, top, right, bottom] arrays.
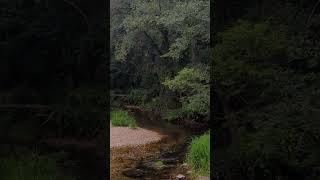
[[0, 153, 75, 180], [110, 110, 137, 128], [186, 131, 210, 176]]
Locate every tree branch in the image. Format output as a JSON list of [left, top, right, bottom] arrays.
[[61, 0, 90, 32], [306, 0, 320, 27]]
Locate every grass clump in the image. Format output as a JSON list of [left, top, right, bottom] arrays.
[[111, 110, 137, 128], [186, 131, 210, 176]]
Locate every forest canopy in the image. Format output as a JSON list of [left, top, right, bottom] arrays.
[[110, 0, 210, 125], [111, 0, 210, 61], [213, 0, 320, 179]]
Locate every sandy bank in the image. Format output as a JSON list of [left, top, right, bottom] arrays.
[[110, 124, 164, 148]]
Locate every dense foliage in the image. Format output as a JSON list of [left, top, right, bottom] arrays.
[[111, 1, 211, 177], [0, 0, 107, 138], [163, 67, 210, 120], [0, 1, 107, 179], [111, 0, 210, 127], [213, 0, 320, 179], [112, 0, 209, 61]]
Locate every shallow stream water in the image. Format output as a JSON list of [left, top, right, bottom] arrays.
[[110, 107, 194, 180]]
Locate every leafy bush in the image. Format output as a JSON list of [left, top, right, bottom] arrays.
[[163, 68, 209, 94], [143, 97, 160, 109], [111, 110, 137, 128], [163, 67, 210, 120], [164, 109, 185, 122], [142, 96, 170, 112], [0, 153, 74, 180], [128, 89, 146, 105], [186, 131, 210, 176], [181, 88, 210, 118]]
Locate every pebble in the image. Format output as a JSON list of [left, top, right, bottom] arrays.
[[180, 163, 188, 167], [176, 174, 186, 180]]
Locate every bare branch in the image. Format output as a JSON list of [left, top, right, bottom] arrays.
[[61, 0, 90, 32]]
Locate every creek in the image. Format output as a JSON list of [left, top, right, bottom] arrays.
[[110, 106, 199, 180]]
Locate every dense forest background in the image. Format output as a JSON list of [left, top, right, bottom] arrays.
[[0, 0, 107, 139], [213, 0, 320, 179], [1, 0, 320, 179], [110, 0, 211, 178], [110, 0, 210, 130], [0, 1, 107, 179]]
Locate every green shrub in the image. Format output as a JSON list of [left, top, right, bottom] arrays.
[[163, 67, 210, 119], [181, 89, 210, 119], [186, 132, 210, 176], [142, 97, 162, 110], [164, 109, 184, 122], [128, 89, 146, 105], [111, 110, 137, 128], [0, 153, 74, 180]]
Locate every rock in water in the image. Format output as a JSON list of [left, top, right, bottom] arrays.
[[122, 168, 145, 178], [176, 174, 185, 180], [160, 157, 179, 164]]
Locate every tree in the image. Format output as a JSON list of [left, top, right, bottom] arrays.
[[112, 0, 210, 61]]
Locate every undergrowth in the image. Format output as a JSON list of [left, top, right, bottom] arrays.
[[111, 110, 137, 128]]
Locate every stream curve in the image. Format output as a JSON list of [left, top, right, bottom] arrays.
[[110, 106, 192, 179]]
